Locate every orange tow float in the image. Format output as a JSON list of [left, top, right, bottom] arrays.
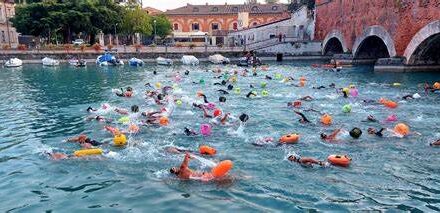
[[279, 134, 300, 144], [327, 155, 352, 167]]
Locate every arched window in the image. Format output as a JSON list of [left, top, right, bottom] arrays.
[[252, 22, 258, 26], [192, 23, 200, 31], [233, 23, 238, 30], [212, 7, 218, 12], [173, 23, 179, 31], [251, 6, 258, 12], [232, 7, 238, 12], [211, 23, 220, 31], [272, 6, 278, 11]]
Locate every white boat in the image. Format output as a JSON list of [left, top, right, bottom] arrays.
[[181, 55, 199, 66], [128, 57, 144, 67], [42, 57, 60, 66], [209, 54, 230, 64], [96, 53, 124, 66], [4, 58, 23, 67], [156, 57, 173, 66]]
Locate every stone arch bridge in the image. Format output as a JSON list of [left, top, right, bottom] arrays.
[[315, 0, 440, 71]]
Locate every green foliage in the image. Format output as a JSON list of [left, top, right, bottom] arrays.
[[120, 6, 152, 36], [264, 0, 280, 3], [151, 14, 172, 38], [288, 0, 315, 11]]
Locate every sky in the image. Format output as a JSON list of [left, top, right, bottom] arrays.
[[142, 0, 289, 11]]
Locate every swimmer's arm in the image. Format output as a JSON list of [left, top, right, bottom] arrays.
[[179, 153, 191, 171], [329, 129, 342, 139]]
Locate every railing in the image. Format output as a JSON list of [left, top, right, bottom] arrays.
[[245, 37, 301, 51]]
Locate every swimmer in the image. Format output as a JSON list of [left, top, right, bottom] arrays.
[[294, 111, 310, 123], [219, 96, 227, 103], [199, 94, 210, 103], [227, 85, 233, 90], [45, 151, 70, 160], [184, 70, 189, 75], [342, 89, 348, 98], [246, 91, 257, 98], [115, 105, 139, 115], [402, 93, 421, 100], [320, 128, 342, 142], [265, 75, 272, 80], [166, 146, 192, 154], [362, 115, 377, 122], [115, 87, 133, 97], [313, 86, 326, 89], [86, 106, 97, 113], [218, 89, 229, 95], [288, 154, 325, 167], [299, 96, 313, 101], [329, 83, 336, 88], [170, 153, 213, 181], [430, 139, 440, 146], [86, 115, 112, 123], [144, 83, 152, 87], [252, 137, 274, 147], [184, 127, 198, 136], [239, 113, 249, 123], [368, 128, 385, 137], [67, 134, 103, 148]]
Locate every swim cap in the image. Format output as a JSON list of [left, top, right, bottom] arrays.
[[219, 96, 226, 102], [227, 84, 233, 90], [113, 134, 127, 146], [342, 88, 349, 94], [155, 82, 161, 88], [239, 113, 249, 122], [262, 90, 269, 96], [159, 116, 169, 126], [199, 79, 205, 84], [320, 114, 332, 125], [131, 105, 139, 113], [221, 80, 227, 85], [434, 82, 440, 90], [176, 99, 182, 106], [213, 108, 222, 117], [261, 82, 267, 88], [275, 73, 282, 79], [300, 76, 306, 81], [118, 116, 130, 124], [200, 124, 212, 136], [234, 87, 241, 94], [205, 102, 216, 110], [342, 104, 352, 113], [394, 123, 409, 136], [349, 128, 362, 139], [412, 93, 421, 99]]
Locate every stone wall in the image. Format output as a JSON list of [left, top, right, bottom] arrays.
[[258, 41, 321, 56], [315, 0, 440, 56]]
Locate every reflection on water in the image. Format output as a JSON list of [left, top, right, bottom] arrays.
[[0, 63, 439, 212]]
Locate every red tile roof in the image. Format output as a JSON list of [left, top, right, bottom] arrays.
[[164, 3, 288, 15]]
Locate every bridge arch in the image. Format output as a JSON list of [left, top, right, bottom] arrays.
[[352, 25, 396, 60], [404, 20, 440, 66], [322, 30, 347, 55]]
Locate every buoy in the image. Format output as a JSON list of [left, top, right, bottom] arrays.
[[159, 116, 169, 126], [279, 134, 300, 144], [74, 148, 103, 157], [211, 160, 233, 178], [113, 134, 127, 146], [321, 114, 332, 125], [342, 104, 352, 113], [394, 123, 410, 136], [327, 155, 351, 167], [434, 82, 440, 90], [199, 145, 216, 155]]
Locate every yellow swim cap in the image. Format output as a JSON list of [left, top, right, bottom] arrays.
[[114, 134, 127, 146]]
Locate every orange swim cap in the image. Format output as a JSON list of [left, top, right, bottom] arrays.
[[213, 108, 222, 117], [394, 123, 410, 136], [433, 82, 440, 90], [320, 114, 332, 125], [159, 116, 169, 126]]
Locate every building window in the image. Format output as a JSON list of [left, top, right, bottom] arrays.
[[232, 7, 238, 12], [272, 6, 278, 11], [192, 23, 200, 31], [251, 6, 258, 12], [269, 34, 276, 39], [211, 23, 219, 30], [233, 23, 238, 30], [212, 7, 218, 12], [1, 31, 5, 42], [173, 23, 179, 31], [193, 7, 199, 12]]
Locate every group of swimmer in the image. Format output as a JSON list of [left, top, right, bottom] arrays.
[[46, 62, 440, 181]]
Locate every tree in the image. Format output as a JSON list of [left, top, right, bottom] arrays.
[[246, 0, 257, 4], [151, 14, 171, 38], [288, 0, 315, 11], [265, 0, 280, 4], [121, 6, 152, 44]]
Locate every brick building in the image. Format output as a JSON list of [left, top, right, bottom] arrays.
[[0, 0, 18, 48], [164, 3, 290, 34]]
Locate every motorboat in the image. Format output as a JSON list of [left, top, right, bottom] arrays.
[[209, 54, 230, 64], [128, 57, 144, 67], [96, 53, 124, 66], [4, 58, 23, 67], [181, 55, 199, 66], [42, 57, 60, 66], [156, 57, 173, 66]]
